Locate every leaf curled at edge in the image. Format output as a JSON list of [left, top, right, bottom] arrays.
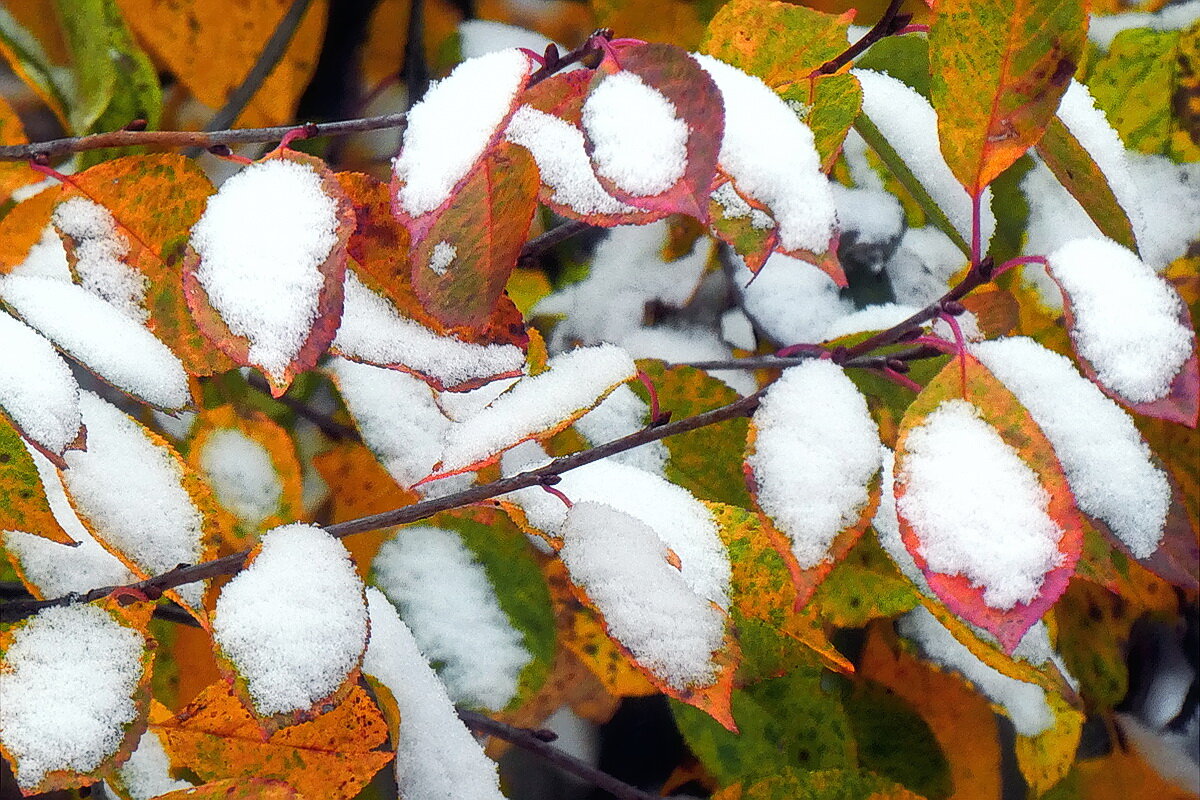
[[183, 149, 355, 397], [155, 681, 391, 800], [930, 0, 1087, 196], [584, 42, 724, 222], [894, 353, 1086, 653], [0, 415, 77, 545]]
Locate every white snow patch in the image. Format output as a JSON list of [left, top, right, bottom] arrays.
[[695, 54, 838, 253], [335, 271, 524, 389], [190, 158, 339, 382], [0, 605, 146, 790], [371, 526, 530, 711], [560, 501, 726, 690], [582, 71, 688, 197], [9, 225, 71, 281], [1047, 237, 1192, 403], [0, 311, 80, 456], [59, 392, 206, 607], [897, 399, 1065, 610], [52, 197, 147, 322], [618, 325, 759, 396], [1088, 1, 1200, 49], [833, 184, 904, 246], [197, 427, 282, 530], [395, 49, 531, 216], [459, 19, 560, 60], [748, 361, 882, 568], [362, 587, 506, 800], [1, 275, 189, 410], [574, 384, 668, 474], [736, 252, 853, 347], [974, 337, 1171, 558], [428, 241, 457, 276], [720, 307, 756, 351], [436, 376, 520, 422], [110, 728, 193, 800], [711, 181, 774, 230], [885, 226, 969, 307], [213, 524, 368, 716]]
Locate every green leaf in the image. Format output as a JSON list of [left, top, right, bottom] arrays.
[[701, 0, 853, 82], [853, 35, 931, 99], [784, 73, 863, 169], [842, 681, 953, 800], [930, 0, 1087, 194], [1086, 23, 1200, 162], [671, 664, 856, 787], [812, 536, 920, 628], [54, 0, 161, 163], [714, 767, 928, 800]]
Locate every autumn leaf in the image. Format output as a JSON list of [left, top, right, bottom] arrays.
[[0, 415, 76, 545], [930, 0, 1086, 195], [0, 95, 39, 203], [155, 778, 304, 800], [1014, 681, 1085, 795], [712, 767, 930, 800], [0, 187, 60, 273], [156, 682, 391, 800]]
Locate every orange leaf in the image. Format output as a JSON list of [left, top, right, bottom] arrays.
[[155, 682, 391, 800], [112, 0, 328, 127], [0, 187, 61, 274], [930, 0, 1086, 195], [0, 94, 39, 204], [59, 153, 232, 377], [155, 778, 305, 800]]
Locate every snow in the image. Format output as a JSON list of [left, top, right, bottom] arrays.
[[833, 183, 904, 247], [436, 376, 519, 422], [617, 325, 758, 396], [189, 157, 340, 383], [428, 241, 457, 276], [873, 445, 929, 590], [582, 71, 689, 197], [458, 19, 560, 60], [334, 271, 524, 389], [0, 604, 146, 790], [395, 49, 532, 217], [438, 344, 636, 472], [720, 308, 756, 351], [328, 357, 449, 488], [3, 444, 136, 597], [10, 224, 70, 280], [899, 606, 1053, 736], [573, 384, 668, 474], [822, 302, 981, 343], [748, 361, 882, 568], [1046, 237, 1192, 403], [736, 252, 852, 346], [852, 68, 996, 247], [503, 455, 731, 610], [0, 275, 190, 411], [974, 337, 1170, 558], [506, 106, 638, 216], [711, 181, 775, 230], [197, 427, 282, 530], [884, 226, 969, 306], [1088, 1, 1200, 49], [371, 526, 530, 711], [213, 524, 368, 716], [896, 399, 1065, 610], [59, 392, 206, 607], [559, 501, 726, 690], [0, 311, 80, 456], [109, 728, 193, 800], [694, 54, 838, 254], [1126, 153, 1200, 270], [534, 221, 711, 346], [52, 197, 147, 323], [362, 587, 505, 800]]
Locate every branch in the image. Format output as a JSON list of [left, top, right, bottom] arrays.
[[0, 389, 764, 622], [459, 710, 665, 800], [518, 219, 593, 266], [811, 0, 911, 77]]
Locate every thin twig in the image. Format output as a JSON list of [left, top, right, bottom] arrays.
[[811, 0, 909, 77], [459, 710, 664, 800], [518, 219, 593, 265], [245, 373, 360, 441]]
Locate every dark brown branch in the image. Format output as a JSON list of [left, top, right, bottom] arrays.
[[0, 389, 763, 623], [811, 0, 910, 77], [518, 219, 593, 266], [458, 710, 664, 800]]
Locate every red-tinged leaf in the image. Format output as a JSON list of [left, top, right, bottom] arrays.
[[0, 415, 76, 545], [409, 142, 539, 331], [155, 682, 391, 800], [1035, 116, 1140, 253], [708, 177, 779, 272], [155, 778, 304, 800], [583, 43, 723, 222], [183, 150, 354, 396], [522, 69, 592, 121], [895, 353, 1086, 652], [930, 0, 1086, 195], [58, 153, 233, 376]]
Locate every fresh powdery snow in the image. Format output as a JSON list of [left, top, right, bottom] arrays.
[[873, 445, 930, 591], [748, 361, 882, 568], [108, 729, 193, 800], [328, 357, 450, 487], [9, 225, 71, 281], [213, 524, 368, 716], [362, 588, 506, 800], [438, 344, 637, 472], [0, 605, 146, 790], [573, 384, 669, 474], [0, 275, 189, 411], [735, 253, 853, 346], [458, 19, 560, 60], [52, 197, 147, 322], [371, 527, 530, 711], [974, 337, 1171, 558], [617, 324, 758, 396], [897, 399, 1065, 610], [197, 428, 282, 530], [0, 311, 81, 456], [59, 392, 206, 608], [189, 158, 340, 382], [506, 105, 639, 216], [1047, 238, 1193, 403], [334, 271, 524, 388], [395, 49, 532, 217], [559, 501, 726, 690], [582, 71, 689, 197], [899, 606, 1054, 735], [852, 69, 996, 247], [693, 53, 837, 254]]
